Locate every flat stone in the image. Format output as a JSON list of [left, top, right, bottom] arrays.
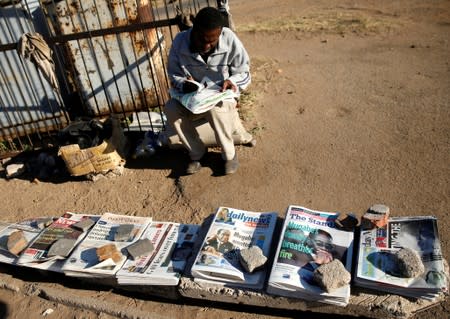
[[7, 230, 28, 255], [239, 246, 267, 273], [361, 204, 390, 229], [96, 243, 122, 263], [126, 239, 154, 260], [313, 259, 351, 292], [335, 213, 358, 231], [71, 218, 96, 232], [113, 224, 134, 242], [394, 248, 425, 278], [47, 238, 78, 257], [35, 218, 54, 230]]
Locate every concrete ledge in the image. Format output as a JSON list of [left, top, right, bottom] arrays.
[[178, 276, 446, 319]]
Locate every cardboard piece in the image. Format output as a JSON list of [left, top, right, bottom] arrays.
[[58, 140, 123, 176]]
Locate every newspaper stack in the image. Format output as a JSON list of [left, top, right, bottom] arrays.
[[116, 222, 199, 286], [355, 215, 448, 300], [191, 207, 278, 290], [62, 213, 152, 278], [266, 205, 354, 306]]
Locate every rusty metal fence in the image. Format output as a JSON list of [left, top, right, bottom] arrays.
[[0, 0, 214, 157]]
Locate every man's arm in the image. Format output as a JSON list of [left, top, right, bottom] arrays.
[[167, 34, 188, 92], [224, 31, 251, 92]]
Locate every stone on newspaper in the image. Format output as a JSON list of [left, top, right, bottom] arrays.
[[114, 224, 134, 241], [126, 239, 154, 260], [239, 245, 267, 273], [36, 217, 54, 229], [395, 248, 425, 278], [335, 213, 358, 231], [96, 243, 123, 263], [7, 230, 28, 255], [47, 238, 77, 257], [361, 204, 390, 229], [71, 218, 96, 232], [313, 259, 351, 292]]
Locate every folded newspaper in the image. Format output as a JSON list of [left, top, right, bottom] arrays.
[[0, 218, 46, 265], [169, 76, 237, 114], [116, 222, 199, 286], [62, 213, 152, 278], [16, 213, 99, 272], [355, 215, 448, 300], [191, 207, 278, 290], [266, 205, 354, 306]]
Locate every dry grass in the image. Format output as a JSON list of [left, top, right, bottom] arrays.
[[236, 10, 398, 35]]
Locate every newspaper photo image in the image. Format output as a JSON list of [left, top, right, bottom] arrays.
[[267, 205, 354, 306], [355, 216, 448, 299], [191, 207, 278, 289]]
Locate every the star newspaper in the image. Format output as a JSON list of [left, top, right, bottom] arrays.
[[266, 205, 354, 306], [190, 207, 278, 289], [116, 222, 199, 286], [15, 212, 100, 272], [61, 213, 152, 278], [355, 215, 448, 299]]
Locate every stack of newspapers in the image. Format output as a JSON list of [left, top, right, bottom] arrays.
[[190, 207, 278, 290], [354, 215, 448, 300], [266, 205, 354, 306]]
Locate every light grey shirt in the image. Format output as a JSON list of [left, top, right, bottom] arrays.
[[167, 27, 251, 95]]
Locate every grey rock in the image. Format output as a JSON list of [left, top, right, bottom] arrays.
[[6, 163, 26, 179], [239, 246, 267, 273], [71, 218, 96, 232], [335, 213, 358, 231], [47, 238, 77, 257], [361, 204, 390, 229], [313, 259, 351, 292], [113, 224, 134, 241], [126, 239, 154, 259], [394, 248, 425, 278]]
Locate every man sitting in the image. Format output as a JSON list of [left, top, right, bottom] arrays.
[[164, 7, 254, 175]]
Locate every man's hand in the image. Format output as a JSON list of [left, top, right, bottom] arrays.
[[222, 79, 237, 92], [182, 78, 199, 93]]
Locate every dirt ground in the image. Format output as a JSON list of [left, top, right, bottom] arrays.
[[0, 0, 449, 318]]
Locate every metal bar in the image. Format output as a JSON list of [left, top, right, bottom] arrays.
[[0, 17, 178, 52]]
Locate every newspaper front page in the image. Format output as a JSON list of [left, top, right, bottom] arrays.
[[355, 216, 448, 299], [0, 218, 46, 265], [16, 213, 99, 272], [62, 213, 152, 278], [191, 207, 278, 289], [116, 222, 199, 286], [267, 205, 354, 306]]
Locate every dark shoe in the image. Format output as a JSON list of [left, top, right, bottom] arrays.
[[186, 161, 202, 175], [225, 155, 239, 175], [245, 137, 256, 147]]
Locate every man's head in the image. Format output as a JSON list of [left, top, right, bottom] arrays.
[[217, 229, 231, 243], [191, 7, 225, 54]]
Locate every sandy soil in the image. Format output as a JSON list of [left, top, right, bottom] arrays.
[[0, 0, 449, 318]]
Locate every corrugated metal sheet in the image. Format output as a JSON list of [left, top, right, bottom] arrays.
[[0, 3, 67, 142], [49, 0, 169, 116]]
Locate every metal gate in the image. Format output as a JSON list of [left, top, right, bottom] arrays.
[[0, 0, 215, 157]]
